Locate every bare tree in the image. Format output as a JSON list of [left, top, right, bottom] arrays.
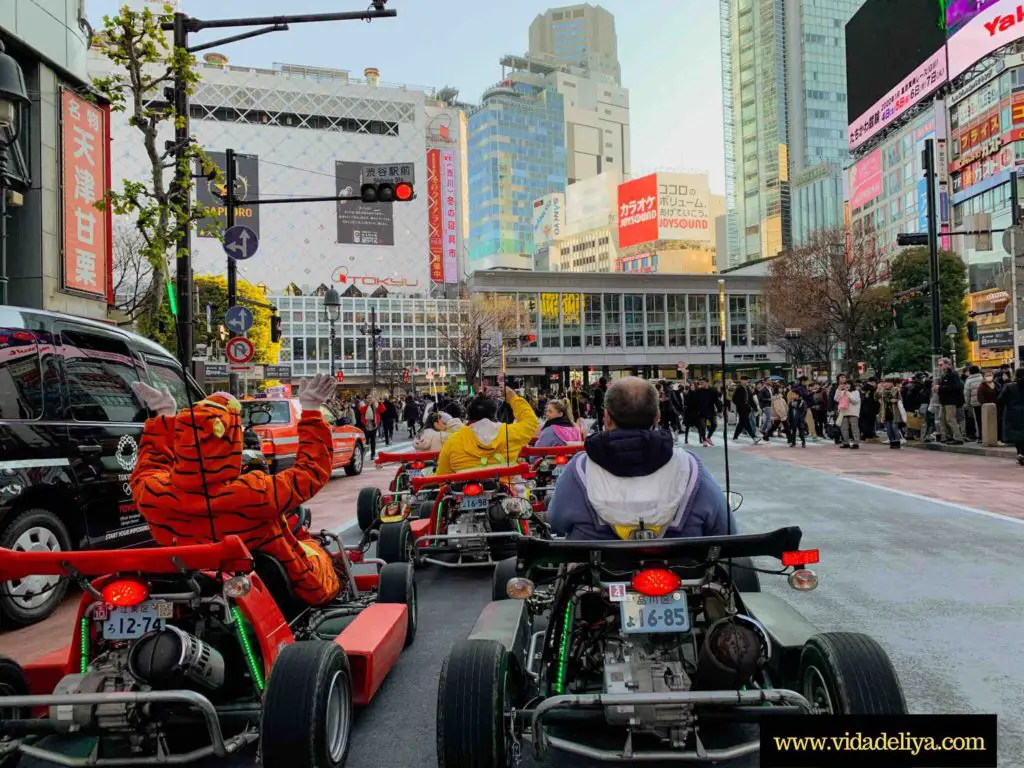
[[437, 295, 524, 388], [764, 228, 889, 375], [376, 348, 406, 398], [110, 223, 153, 320]]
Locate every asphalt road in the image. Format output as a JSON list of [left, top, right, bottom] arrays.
[[19, 438, 1024, 767]]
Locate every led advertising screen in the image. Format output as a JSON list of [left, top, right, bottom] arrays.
[[947, 0, 1024, 79], [947, 0, 1002, 36], [845, 0, 948, 124]]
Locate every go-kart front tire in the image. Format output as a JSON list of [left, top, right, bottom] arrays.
[[799, 632, 907, 715], [491, 557, 517, 601], [377, 562, 417, 647], [377, 520, 412, 564], [437, 639, 515, 768], [357, 486, 382, 532], [261, 641, 353, 768], [416, 499, 436, 520]]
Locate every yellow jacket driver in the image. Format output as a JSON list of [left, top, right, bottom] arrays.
[[436, 387, 539, 475]]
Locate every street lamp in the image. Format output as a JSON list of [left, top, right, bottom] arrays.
[[945, 324, 958, 369], [324, 287, 341, 379], [0, 40, 29, 306], [359, 306, 383, 391]]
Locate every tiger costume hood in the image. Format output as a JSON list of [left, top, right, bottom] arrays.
[[130, 392, 340, 605]]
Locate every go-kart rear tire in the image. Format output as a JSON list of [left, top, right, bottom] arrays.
[[416, 499, 436, 520], [377, 562, 417, 647], [725, 556, 761, 593], [437, 639, 515, 768], [377, 520, 412, 564], [357, 486, 382, 532], [0, 655, 30, 721], [261, 641, 353, 768], [799, 632, 907, 715], [491, 557, 517, 601]]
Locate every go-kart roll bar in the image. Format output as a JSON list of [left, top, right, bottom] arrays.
[[0, 536, 254, 581], [0, 689, 257, 765], [518, 445, 583, 458], [410, 463, 534, 492], [375, 450, 440, 465]]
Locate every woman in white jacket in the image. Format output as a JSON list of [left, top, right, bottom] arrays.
[[414, 410, 464, 452], [835, 380, 862, 449]]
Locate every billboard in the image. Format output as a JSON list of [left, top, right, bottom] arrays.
[[848, 149, 884, 210], [196, 151, 260, 238], [335, 161, 395, 246], [532, 193, 564, 248], [617, 174, 658, 248], [61, 89, 111, 301], [440, 149, 457, 284], [948, 0, 1024, 79], [566, 172, 616, 229], [656, 172, 712, 244], [847, 49, 947, 151], [845, 0, 947, 124], [947, 0, 1002, 36], [427, 149, 443, 282]]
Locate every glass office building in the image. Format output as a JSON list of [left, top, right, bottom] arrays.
[[791, 163, 844, 245], [467, 80, 567, 272]]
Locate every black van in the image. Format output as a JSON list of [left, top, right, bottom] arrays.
[[0, 305, 203, 628]]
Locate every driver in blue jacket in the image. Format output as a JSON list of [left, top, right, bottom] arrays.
[[547, 377, 735, 540]]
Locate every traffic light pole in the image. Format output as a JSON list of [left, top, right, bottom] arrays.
[[924, 139, 942, 365], [1011, 171, 1021, 365], [224, 148, 240, 397]]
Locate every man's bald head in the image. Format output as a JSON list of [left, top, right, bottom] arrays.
[[604, 377, 659, 430]]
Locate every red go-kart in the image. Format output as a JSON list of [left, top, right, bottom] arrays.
[[517, 444, 584, 508], [355, 451, 440, 533], [0, 532, 415, 768], [376, 464, 552, 568]]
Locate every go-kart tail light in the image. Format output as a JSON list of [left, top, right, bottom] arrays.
[[408, 461, 425, 470], [463, 483, 483, 497], [630, 568, 681, 597], [554, 455, 569, 465], [223, 574, 252, 599], [261, 441, 275, 455], [788, 569, 819, 591], [781, 549, 819, 567], [506, 577, 535, 599], [102, 578, 149, 607]]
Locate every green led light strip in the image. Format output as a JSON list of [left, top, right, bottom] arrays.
[[553, 602, 573, 694], [79, 617, 90, 674], [231, 605, 265, 692]]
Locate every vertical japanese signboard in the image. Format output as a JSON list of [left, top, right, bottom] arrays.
[[440, 149, 458, 284], [61, 89, 111, 301], [427, 148, 443, 282]]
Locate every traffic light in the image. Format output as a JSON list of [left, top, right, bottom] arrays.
[[896, 233, 928, 246], [519, 333, 537, 346], [360, 181, 415, 203], [967, 321, 978, 342], [270, 313, 282, 343]]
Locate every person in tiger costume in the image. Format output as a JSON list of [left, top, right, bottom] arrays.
[[129, 374, 341, 606]]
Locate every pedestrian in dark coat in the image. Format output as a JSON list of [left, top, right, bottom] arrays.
[[997, 368, 1024, 465]]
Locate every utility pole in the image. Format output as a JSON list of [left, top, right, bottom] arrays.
[[172, 12, 193, 374], [1011, 171, 1021, 366], [924, 138, 942, 369], [224, 148, 239, 397], [477, 324, 484, 391], [370, 306, 379, 391]]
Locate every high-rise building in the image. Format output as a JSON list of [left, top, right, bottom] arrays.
[[466, 79, 567, 272], [528, 4, 621, 85], [721, 0, 863, 264], [720, 0, 789, 268]]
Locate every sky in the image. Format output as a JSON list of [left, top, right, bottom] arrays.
[[87, 0, 726, 194]]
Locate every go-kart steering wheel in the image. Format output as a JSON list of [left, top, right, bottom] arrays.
[[289, 506, 312, 536]]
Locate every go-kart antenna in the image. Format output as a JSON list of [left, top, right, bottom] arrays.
[[718, 279, 732, 536], [167, 284, 218, 543]]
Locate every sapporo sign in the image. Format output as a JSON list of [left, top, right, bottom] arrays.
[[196, 152, 261, 238]]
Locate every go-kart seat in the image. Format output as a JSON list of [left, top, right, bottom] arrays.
[[252, 553, 304, 621]]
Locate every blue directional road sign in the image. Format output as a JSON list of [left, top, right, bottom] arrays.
[[225, 305, 254, 335], [223, 224, 259, 261]]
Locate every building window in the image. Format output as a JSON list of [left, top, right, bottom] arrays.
[[645, 294, 665, 347], [562, 293, 582, 348], [604, 294, 621, 347], [729, 296, 749, 346], [688, 295, 707, 347], [624, 294, 644, 347], [540, 292, 561, 348], [584, 294, 602, 347], [708, 294, 721, 345], [667, 295, 687, 346], [749, 295, 768, 346]]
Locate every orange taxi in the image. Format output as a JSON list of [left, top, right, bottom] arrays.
[[241, 397, 367, 476]]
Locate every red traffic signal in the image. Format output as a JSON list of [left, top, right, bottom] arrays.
[[361, 182, 415, 203], [519, 333, 537, 345], [335, 371, 344, 383], [395, 182, 414, 201]]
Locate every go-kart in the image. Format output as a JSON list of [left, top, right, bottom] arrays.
[[437, 519, 906, 765], [517, 444, 584, 508], [0, 529, 417, 768], [355, 451, 440, 533], [376, 464, 552, 568]]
